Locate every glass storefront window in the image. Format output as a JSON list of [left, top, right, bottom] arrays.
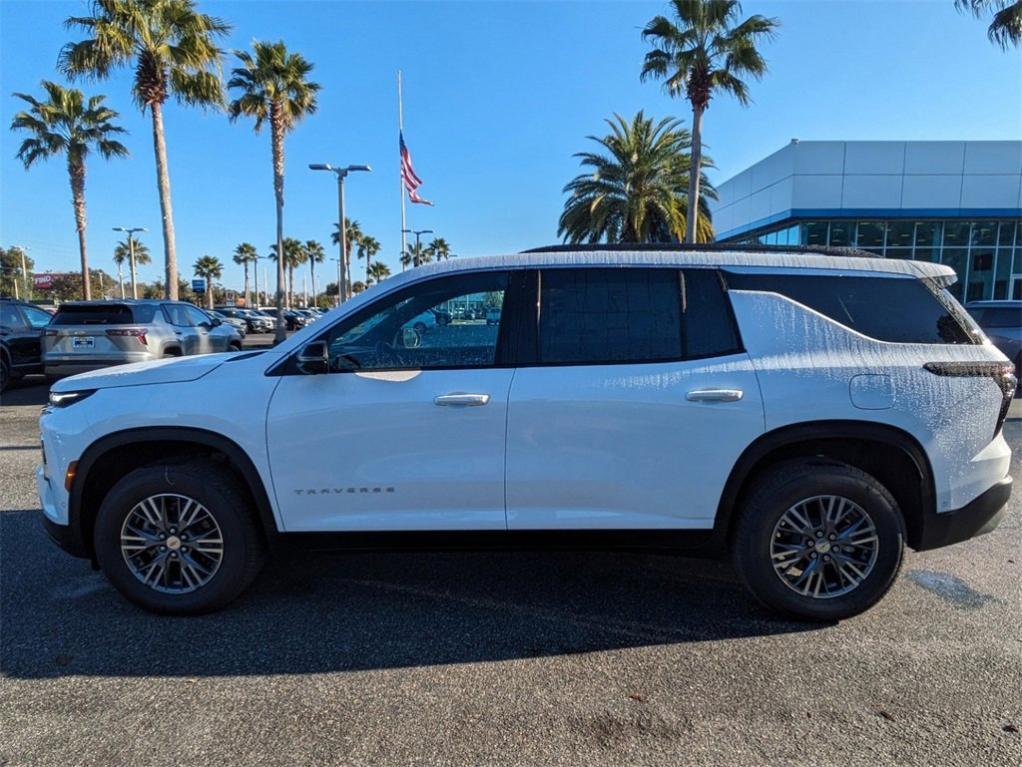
[[997, 221, 1017, 247], [971, 221, 998, 247], [855, 221, 886, 249], [887, 221, 915, 249], [941, 247, 968, 301], [944, 222, 971, 247], [828, 221, 853, 247], [914, 222, 942, 262], [886, 247, 913, 262], [804, 222, 827, 246]]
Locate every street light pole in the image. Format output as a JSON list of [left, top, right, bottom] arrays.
[[113, 226, 146, 299], [310, 163, 371, 305], [19, 246, 30, 301], [402, 228, 433, 267]]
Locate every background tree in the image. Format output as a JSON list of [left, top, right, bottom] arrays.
[[268, 238, 305, 307], [232, 242, 258, 304], [400, 242, 431, 270], [113, 237, 151, 298], [351, 280, 367, 295], [366, 261, 391, 285], [11, 82, 128, 300], [192, 254, 223, 308], [228, 40, 320, 340], [0, 246, 34, 299], [304, 240, 325, 304], [49, 269, 118, 302], [61, 0, 231, 299], [558, 112, 715, 244], [641, 0, 777, 243], [332, 218, 362, 295], [356, 234, 380, 284], [426, 237, 452, 262], [955, 1, 1022, 47]]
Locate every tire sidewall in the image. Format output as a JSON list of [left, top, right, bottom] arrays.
[[734, 465, 905, 621], [94, 464, 257, 614]]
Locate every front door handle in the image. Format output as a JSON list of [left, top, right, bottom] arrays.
[[434, 393, 490, 407], [686, 389, 744, 403]]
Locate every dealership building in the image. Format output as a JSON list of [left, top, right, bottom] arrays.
[[710, 140, 1022, 301]]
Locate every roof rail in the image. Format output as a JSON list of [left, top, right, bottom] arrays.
[[521, 243, 879, 259]]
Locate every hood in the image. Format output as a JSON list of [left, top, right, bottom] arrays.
[[51, 353, 233, 392]]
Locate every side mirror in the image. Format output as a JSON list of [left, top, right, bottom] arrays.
[[297, 340, 329, 374], [401, 326, 422, 348], [210, 317, 222, 327]]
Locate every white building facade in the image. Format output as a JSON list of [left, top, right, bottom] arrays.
[[711, 140, 1022, 301]]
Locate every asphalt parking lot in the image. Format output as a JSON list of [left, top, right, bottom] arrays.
[[1, 372, 1020, 766]]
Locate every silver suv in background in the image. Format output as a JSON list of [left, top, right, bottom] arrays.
[[43, 300, 242, 377], [967, 300, 1021, 384]]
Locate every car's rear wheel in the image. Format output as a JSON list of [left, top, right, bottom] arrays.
[[229, 341, 242, 352], [731, 459, 905, 621], [93, 461, 265, 614]]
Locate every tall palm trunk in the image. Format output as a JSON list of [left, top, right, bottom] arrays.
[[270, 101, 286, 341], [206, 279, 214, 309], [309, 259, 316, 307], [242, 261, 250, 305], [150, 100, 178, 299], [365, 251, 371, 284], [686, 104, 704, 245], [68, 158, 91, 300]]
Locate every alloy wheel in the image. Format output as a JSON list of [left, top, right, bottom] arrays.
[[120, 493, 224, 594], [770, 495, 879, 599]]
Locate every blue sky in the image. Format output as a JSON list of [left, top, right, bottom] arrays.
[[2, 0, 1020, 290]]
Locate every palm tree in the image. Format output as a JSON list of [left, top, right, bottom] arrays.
[[228, 41, 320, 340], [401, 242, 431, 270], [304, 240, 325, 304], [11, 81, 128, 301], [193, 254, 222, 309], [640, 0, 778, 243], [367, 261, 391, 285], [426, 237, 452, 262], [955, 1, 1022, 48], [61, 0, 231, 300], [269, 238, 305, 308], [113, 236, 151, 298], [232, 243, 258, 305], [332, 218, 362, 295], [357, 235, 380, 283], [558, 112, 715, 244]]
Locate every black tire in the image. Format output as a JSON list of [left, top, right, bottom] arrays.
[[162, 347, 181, 358], [229, 341, 242, 352], [93, 460, 265, 615], [731, 459, 905, 621]]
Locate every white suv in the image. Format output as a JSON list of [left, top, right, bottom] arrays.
[[37, 248, 1015, 620]]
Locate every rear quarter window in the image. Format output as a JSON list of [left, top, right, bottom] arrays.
[[724, 272, 978, 345]]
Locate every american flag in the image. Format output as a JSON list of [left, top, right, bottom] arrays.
[[400, 131, 433, 206]]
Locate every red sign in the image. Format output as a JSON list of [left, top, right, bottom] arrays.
[[33, 273, 54, 290]]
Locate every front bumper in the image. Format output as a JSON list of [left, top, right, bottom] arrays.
[[914, 475, 1012, 551], [37, 466, 88, 558]]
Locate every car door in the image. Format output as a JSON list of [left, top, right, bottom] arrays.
[[0, 303, 37, 370], [505, 267, 765, 530], [266, 270, 518, 532], [182, 305, 217, 353], [161, 303, 200, 355]]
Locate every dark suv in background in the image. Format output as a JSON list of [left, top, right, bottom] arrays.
[[0, 298, 52, 391]]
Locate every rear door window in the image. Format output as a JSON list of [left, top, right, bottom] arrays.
[[162, 304, 195, 327], [0, 303, 23, 328], [21, 305, 53, 328], [51, 304, 134, 325], [536, 268, 740, 365], [724, 272, 979, 345]]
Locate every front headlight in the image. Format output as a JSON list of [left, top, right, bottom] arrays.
[[48, 389, 96, 408]]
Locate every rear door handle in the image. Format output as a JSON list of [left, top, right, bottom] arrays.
[[434, 393, 490, 407], [686, 389, 744, 402]]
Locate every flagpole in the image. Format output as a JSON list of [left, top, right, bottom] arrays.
[[398, 70, 408, 264]]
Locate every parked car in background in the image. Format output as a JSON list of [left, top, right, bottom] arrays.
[[485, 307, 501, 325], [0, 298, 52, 391], [39, 248, 1014, 618], [967, 300, 1021, 385], [295, 309, 319, 324], [209, 310, 247, 338], [215, 306, 273, 334], [43, 300, 242, 377]]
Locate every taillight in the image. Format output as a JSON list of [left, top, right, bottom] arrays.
[[924, 361, 1017, 437], [105, 328, 148, 346]]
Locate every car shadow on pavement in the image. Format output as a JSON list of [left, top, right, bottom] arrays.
[[1, 509, 821, 679], [0, 378, 49, 407]]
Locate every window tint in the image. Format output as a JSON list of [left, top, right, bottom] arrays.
[[725, 272, 978, 345], [21, 305, 52, 328], [0, 303, 22, 328], [129, 304, 157, 323], [51, 304, 134, 325], [537, 268, 739, 365], [184, 305, 211, 326], [969, 306, 1021, 329], [322, 271, 509, 371]]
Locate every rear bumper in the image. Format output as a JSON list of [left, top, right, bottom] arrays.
[[45, 355, 153, 376], [914, 475, 1012, 551]]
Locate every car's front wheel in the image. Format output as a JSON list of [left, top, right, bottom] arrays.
[[731, 459, 905, 621], [93, 460, 265, 614]]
